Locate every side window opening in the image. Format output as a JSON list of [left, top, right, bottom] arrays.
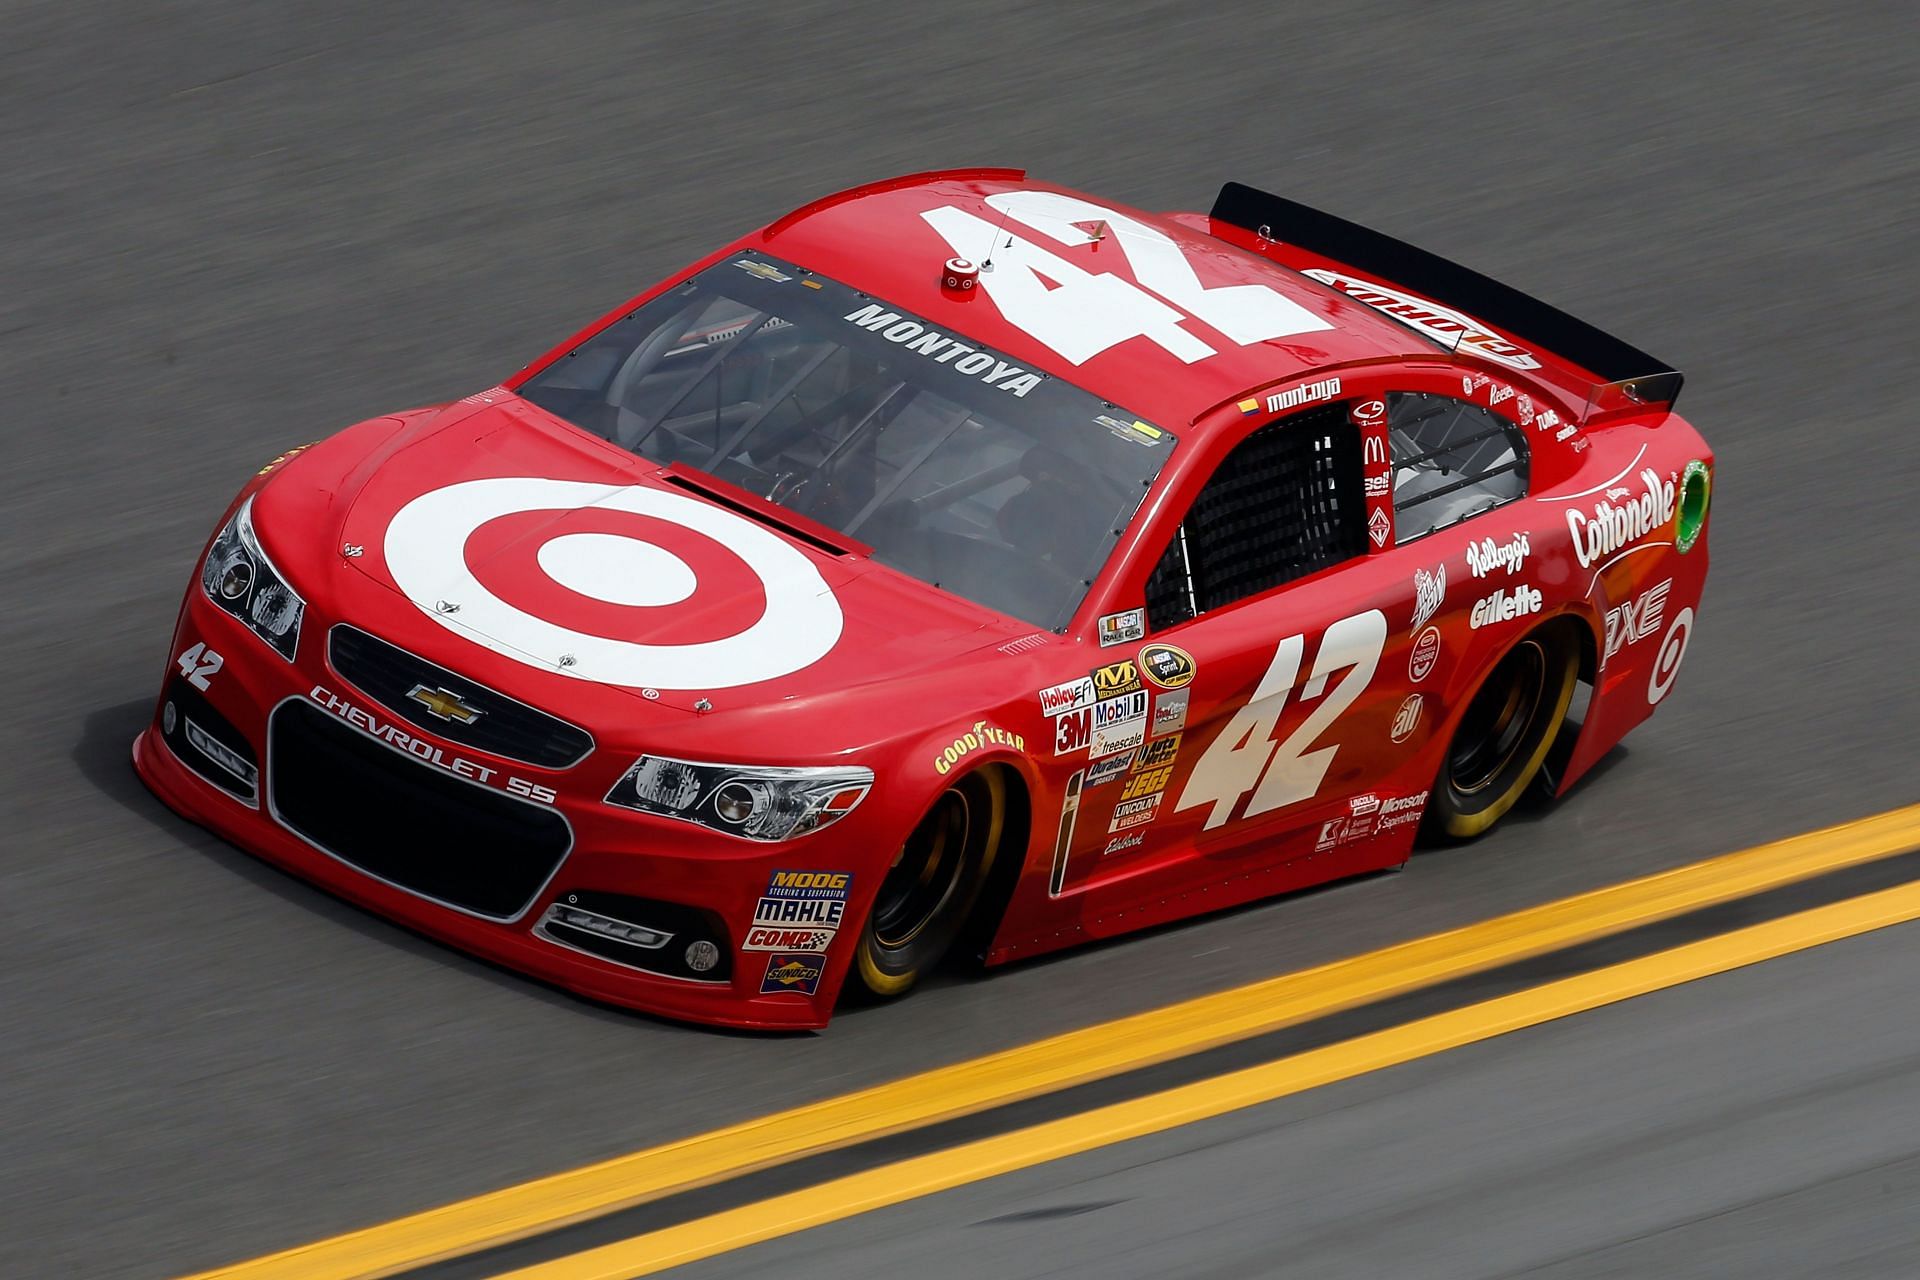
[[1145, 402, 1366, 630], [1389, 392, 1528, 542]]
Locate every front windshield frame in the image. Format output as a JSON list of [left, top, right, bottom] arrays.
[[516, 252, 1177, 632]]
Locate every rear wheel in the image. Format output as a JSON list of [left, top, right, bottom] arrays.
[[1429, 625, 1580, 839], [854, 768, 1006, 998]]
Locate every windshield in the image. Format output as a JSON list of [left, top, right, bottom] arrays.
[[517, 253, 1175, 630]]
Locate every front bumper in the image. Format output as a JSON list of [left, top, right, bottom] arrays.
[[132, 589, 863, 1031]]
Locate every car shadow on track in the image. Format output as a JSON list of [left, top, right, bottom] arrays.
[[73, 697, 761, 1039]]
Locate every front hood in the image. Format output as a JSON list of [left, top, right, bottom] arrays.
[[283, 397, 1017, 715]]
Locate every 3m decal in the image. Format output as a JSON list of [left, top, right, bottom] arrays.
[[384, 477, 841, 690], [1566, 468, 1677, 569], [921, 191, 1331, 367], [1055, 707, 1093, 755], [1177, 610, 1387, 830], [1138, 642, 1196, 690], [760, 953, 825, 995], [175, 641, 224, 691], [1303, 268, 1541, 369], [1604, 577, 1673, 663], [1098, 608, 1147, 647]]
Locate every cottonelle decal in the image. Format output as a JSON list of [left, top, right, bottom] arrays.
[[1567, 468, 1677, 569], [383, 477, 842, 689], [1302, 268, 1541, 370]]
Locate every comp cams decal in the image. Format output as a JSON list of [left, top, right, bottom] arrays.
[[747, 870, 851, 956], [383, 477, 843, 690]]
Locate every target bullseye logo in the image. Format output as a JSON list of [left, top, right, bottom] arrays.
[[384, 477, 842, 690], [1647, 606, 1693, 705]]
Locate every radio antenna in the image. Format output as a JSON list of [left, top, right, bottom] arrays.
[[979, 200, 1014, 273]]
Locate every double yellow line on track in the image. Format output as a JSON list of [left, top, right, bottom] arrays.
[[189, 803, 1920, 1280]]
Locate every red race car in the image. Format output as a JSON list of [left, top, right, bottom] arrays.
[[135, 168, 1712, 1029]]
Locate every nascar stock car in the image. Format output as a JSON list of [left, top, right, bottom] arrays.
[[135, 168, 1712, 1029]]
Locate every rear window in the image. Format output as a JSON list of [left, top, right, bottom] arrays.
[[518, 253, 1176, 631]]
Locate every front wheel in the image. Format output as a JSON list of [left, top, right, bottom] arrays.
[[1428, 625, 1580, 839], [853, 768, 1006, 998]]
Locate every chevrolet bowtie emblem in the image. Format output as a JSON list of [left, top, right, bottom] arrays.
[[406, 684, 482, 724]]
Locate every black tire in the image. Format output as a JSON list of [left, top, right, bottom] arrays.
[[854, 768, 1006, 998], [1428, 624, 1580, 839]]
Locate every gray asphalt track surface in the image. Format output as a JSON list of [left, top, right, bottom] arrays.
[[676, 926, 1920, 1280], [0, 3, 1913, 1277]]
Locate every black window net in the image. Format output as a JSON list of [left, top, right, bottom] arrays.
[[1145, 402, 1366, 629]]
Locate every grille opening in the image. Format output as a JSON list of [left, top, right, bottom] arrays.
[[327, 625, 593, 770], [269, 700, 570, 920], [161, 677, 259, 803]]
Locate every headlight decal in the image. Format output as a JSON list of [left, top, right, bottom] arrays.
[[201, 497, 306, 660], [605, 756, 872, 842]]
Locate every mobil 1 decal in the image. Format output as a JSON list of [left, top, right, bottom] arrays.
[[1353, 398, 1393, 551]]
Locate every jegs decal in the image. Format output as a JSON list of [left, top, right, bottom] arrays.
[[1177, 610, 1387, 830]]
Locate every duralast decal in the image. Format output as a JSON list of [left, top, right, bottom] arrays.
[[933, 721, 1026, 774], [1138, 642, 1196, 690], [1567, 468, 1676, 569], [1084, 753, 1133, 787]]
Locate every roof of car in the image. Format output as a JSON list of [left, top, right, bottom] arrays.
[[755, 169, 1436, 432]]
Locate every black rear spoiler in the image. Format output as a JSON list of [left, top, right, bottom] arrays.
[[1210, 182, 1682, 412]]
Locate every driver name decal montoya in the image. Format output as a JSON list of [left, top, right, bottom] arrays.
[[843, 305, 1042, 397], [921, 190, 1331, 366], [384, 477, 843, 690]]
